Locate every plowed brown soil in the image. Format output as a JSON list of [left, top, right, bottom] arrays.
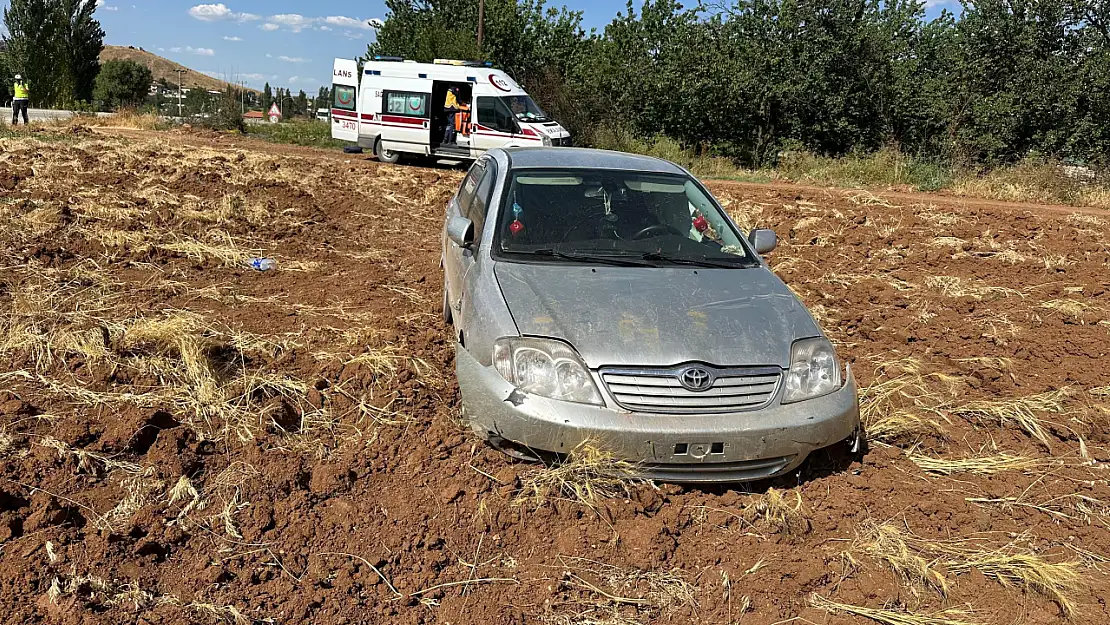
[[1, 127, 1108, 625]]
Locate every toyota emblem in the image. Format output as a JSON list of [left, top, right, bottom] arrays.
[[678, 367, 714, 392]]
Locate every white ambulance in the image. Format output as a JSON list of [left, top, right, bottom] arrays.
[[330, 56, 571, 163]]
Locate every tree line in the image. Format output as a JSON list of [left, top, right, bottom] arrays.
[[368, 0, 1110, 167], [2, 0, 103, 107]]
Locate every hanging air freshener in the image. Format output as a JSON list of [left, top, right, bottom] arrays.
[[693, 215, 709, 233], [508, 202, 525, 236]]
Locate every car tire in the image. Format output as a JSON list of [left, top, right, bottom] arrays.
[[376, 140, 401, 164], [442, 288, 453, 324]]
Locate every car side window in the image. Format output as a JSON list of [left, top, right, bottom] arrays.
[[468, 161, 497, 247], [456, 163, 482, 215]]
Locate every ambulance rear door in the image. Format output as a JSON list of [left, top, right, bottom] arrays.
[[331, 59, 359, 142]]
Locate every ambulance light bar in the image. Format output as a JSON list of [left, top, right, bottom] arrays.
[[434, 59, 494, 67], [372, 55, 405, 62]]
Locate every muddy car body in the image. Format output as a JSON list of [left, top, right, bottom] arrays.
[[442, 147, 861, 482]]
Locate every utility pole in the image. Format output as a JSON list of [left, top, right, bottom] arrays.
[[477, 0, 485, 52], [174, 69, 186, 118]]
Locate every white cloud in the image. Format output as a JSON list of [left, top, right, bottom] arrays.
[[188, 4, 260, 22], [252, 13, 378, 33], [277, 55, 309, 63], [288, 76, 303, 84], [270, 13, 314, 32], [222, 36, 242, 42], [323, 16, 372, 30], [175, 46, 215, 56]]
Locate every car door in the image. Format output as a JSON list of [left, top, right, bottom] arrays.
[[456, 160, 497, 332], [444, 161, 484, 327]]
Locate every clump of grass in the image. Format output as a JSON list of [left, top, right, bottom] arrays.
[[1038, 299, 1098, 321], [557, 556, 695, 612], [950, 390, 1067, 447], [925, 275, 1024, 299], [909, 453, 1044, 476], [848, 521, 949, 596], [244, 119, 348, 149], [745, 487, 810, 536], [944, 546, 1083, 616], [811, 595, 984, 625], [515, 442, 644, 509], [776, 146, 953, 192], [858, 359, 950, 445], [842, 523, 1085, 616]]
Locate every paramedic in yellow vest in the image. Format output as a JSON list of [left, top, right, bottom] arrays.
[[455, 97, 471, 140], [12, 74, 30, 125], [443, 87, 460, 145]]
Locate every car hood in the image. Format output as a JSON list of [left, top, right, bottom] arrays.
[[493, 263, 820, 368]]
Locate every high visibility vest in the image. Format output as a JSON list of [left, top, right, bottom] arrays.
[[13, 82, 29, 100], [455, 104, 471, 134]]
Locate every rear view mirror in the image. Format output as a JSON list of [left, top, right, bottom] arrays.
[[748, 228, 777, 254], [447, 215, 475, 249]]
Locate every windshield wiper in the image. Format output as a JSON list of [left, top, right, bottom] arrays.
[[638, 251, 751, 268], [521, 248, 655, 267]]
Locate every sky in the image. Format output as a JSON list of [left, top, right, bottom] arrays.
[[0, 0, 961, 93]]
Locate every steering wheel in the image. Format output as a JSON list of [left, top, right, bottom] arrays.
[[632, 223, 683, 240]]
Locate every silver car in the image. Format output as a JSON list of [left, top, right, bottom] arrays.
[[442, 148, 861, 482]]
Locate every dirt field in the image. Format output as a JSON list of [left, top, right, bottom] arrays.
[[1, 127, 1108, 625]]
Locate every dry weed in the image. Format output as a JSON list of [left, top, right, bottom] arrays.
[[950, 390, 1067, 447], [925, 275, 1023, 299], [858, 359, 950, 445], [811, 595, 984, 625], [909, 453, 1044, 476], [515, 442, 644, 509], [745, 488, 810, 536], [848, 521, 949, 596], [557, 556, 695, 612]]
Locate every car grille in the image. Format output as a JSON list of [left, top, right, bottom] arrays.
[[553, 136, 572, 147], [599, 365, 782, 414]]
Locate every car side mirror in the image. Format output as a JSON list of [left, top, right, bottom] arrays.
[[748, 228, 777, 254], [447, 215, 475, 249]]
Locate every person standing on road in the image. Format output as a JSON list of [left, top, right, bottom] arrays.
[[12, 75, 30, 125]]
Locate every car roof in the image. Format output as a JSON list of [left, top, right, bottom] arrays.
[[500, 147, 688, 175]]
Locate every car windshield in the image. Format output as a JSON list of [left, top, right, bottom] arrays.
[[497, 169, 755, 267], [502, 96, 549, 122]]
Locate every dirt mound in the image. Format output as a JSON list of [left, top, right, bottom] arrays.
[[0, 130, 1108, 625]]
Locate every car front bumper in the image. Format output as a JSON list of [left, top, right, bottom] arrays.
[[456, 345, 861, 483]]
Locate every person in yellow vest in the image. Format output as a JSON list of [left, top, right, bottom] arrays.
[[12, 74, 30, 126], [442, 87, 460, 145]]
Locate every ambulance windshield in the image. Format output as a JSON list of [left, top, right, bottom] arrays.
[[502, 96, 549, 122]]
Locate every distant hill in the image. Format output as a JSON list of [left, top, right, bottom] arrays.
[[99, 45, 261, 94]]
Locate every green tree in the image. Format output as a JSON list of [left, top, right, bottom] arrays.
[[53, 0, 103, 104], [295, 89, 308, 116], [262, 82, 272, 111], [2, 0, 102, 106], [3, 0, 56, 105], [92, 58, 152, 110]]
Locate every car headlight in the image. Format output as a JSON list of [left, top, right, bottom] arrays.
[[781, 337, 841, 404], [492, 337, 603, 405], [541, 135, 552, 147]]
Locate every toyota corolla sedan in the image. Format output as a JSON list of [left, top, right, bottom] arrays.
[[441, 147, 861, 482]]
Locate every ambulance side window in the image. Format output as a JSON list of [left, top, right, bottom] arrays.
[[384, 91, 429, 118], [476, 98, 518, 134]]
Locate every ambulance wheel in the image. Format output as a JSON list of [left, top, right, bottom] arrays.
[[377, 140, 401, 164]]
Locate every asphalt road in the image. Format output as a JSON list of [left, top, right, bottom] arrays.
[[2, 107, 114, 123]]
